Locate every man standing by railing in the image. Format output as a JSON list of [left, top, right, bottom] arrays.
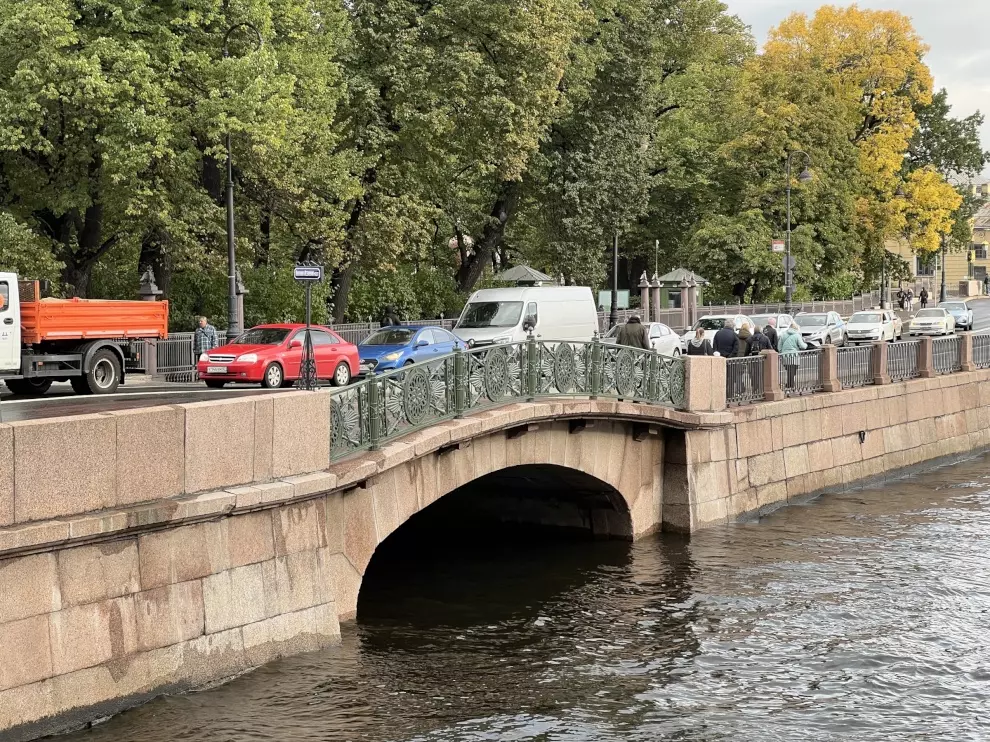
[[617, 314, 650, 349], [194, 317, 219, 358]]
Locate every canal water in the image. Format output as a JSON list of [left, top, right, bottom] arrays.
[[67, 454, 990, 741]]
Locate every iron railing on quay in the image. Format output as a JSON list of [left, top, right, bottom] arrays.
[[779, 349, 823, 396], [887, 340, 921, 382], [973, 333, 990, 370], [725, 356, 765, 406], [837, 345, 873, 389], [933, 336, 962, 375], [328, 339, 685, 461]]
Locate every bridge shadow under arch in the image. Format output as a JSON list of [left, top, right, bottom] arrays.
[[356, 464, 634, 622]]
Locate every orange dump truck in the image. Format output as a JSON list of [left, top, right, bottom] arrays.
[[0, 275, 168, 396]]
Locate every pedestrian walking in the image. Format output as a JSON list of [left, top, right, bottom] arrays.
[[686, 327, 713, 356], [764, 317, 779, 351], [712, 320, 739, 357], [778, 323, 808, 391], [920, 287, 929, 309], [749, 324, 773, 354], [907, 288, 915, 311], [193, 316, 219, 356], [897, 287, 906, 310], [616, 315, 650, 350], [984, 275, 990, 296], [380, 306, 401, 327]]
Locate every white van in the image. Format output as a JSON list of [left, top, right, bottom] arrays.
[[454, 286, 599, 347]]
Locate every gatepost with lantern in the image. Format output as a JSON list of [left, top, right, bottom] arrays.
[[294, 261, 324, 390]]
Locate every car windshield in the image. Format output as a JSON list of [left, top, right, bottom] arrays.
[[231, 328, 289, 345], [693, 318, 731, 331], [748, 315, 775, 327], [797, 314, 828, 327], [850, 313, 882, 323], [363, 328, 414, 346], [457, 301, 523, 329], [939, 303, 966, 311], [916, 309, 943, 318]]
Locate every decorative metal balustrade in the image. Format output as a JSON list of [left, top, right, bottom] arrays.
[[933, 336, 962, 375], [779, 349, 823, 396], [328, 339, 685, 460], [887, 340, 921, 382], [725, 356, 765, 406], [837, 345, 873, 389], [974, 333, 990, 370]]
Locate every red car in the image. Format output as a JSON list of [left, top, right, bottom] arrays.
[[197, 324, 359, 389]]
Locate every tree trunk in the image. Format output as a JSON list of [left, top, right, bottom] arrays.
[[456, 181, 519, 292], [330, 262, 355, 323], [330, 170, 378, 322]]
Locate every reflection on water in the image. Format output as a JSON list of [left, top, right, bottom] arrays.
[[64, 454, 990, 741]]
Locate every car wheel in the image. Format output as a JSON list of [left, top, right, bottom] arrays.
[[404, 360, 414, 366], [841, 333, 848, 347], [332, 362, 351, 387], [261, 363, 284, 389]]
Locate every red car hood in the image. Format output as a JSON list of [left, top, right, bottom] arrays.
[[206, 343, 282, 357]]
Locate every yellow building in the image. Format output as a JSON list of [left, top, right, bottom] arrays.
[[887, 200, 990, 292]]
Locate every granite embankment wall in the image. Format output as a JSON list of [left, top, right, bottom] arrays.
[[3, 361, 990, 739]]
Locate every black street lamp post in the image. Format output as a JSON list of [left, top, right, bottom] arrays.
[[222, 22, 263, 340], [785, 150, 813, 315], [609, 232, 619, 330]]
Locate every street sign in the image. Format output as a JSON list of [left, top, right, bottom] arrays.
[[293, 263, 324, 282], [772, 239, 786, 253]]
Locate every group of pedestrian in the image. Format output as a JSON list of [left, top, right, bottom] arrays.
[[897, 286, 930, 310], [682, 316, 808, 390]]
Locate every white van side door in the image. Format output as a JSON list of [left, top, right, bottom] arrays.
[[0, 274, 21, 372]]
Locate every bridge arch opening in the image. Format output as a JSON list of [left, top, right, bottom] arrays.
[[356, 464, 633, 622]]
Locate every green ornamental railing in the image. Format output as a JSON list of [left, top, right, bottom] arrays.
[[329, 338, 686, 461]]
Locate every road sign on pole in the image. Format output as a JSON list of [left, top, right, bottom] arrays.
[[771, 239, 786, 253], [294, 262, 324, 390], [782, 255, 796, 272]]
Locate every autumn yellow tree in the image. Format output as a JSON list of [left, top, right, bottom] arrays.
[[901, 167, 963, 254], [762, 5, 933, 248]]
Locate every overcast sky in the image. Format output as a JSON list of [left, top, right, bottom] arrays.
[[723, 0, 990, 177]]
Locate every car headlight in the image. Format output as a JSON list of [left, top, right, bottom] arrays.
[[199, 353, 208, 362], [237, 353, 258, 363], [382, 351, 402, 362]]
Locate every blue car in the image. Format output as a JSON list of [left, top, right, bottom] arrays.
[[358, 325, 467, 375]]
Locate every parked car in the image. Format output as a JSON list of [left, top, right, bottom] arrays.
[[909, 308, 955, 336], [603, 322, 682, 356], [747, 313, 795, 338], [679, 314, 748, 351], [795, 312, 847, 346], [937, 301, 974, 330], [845, 310, 902, 344], [197, 324, 359, 389], [359, 325, 467, 374], [453, 286, 598, 347]]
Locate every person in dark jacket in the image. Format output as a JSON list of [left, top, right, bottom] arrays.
[[380, 306, 400, 327], [749, 324, 773, 354], [686, 327, 713, 356], [616, 315, 650, 349], [712, 320, 738, 357], [919, 287, 929, 309], [735, 324, 753, 358], [764, 317, 779, 351]]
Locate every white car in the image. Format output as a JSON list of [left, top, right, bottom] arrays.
[[937, 301, 974, 330], [747, 313, 795, 337], [680, 314, 748, 351], [604, 322, 682, 356], [845, 310, 902, 344], [795, 311, 848, 346], [909, 308, 955, 336]]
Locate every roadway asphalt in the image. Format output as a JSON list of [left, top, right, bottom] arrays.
[[0, 381, 278, 422]]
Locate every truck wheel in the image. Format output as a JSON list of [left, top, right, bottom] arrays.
[[5, 378, 53, 397], [83, 349, 121, 394]]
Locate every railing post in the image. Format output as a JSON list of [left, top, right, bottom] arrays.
[[872, 340, 890, 385], [960, 333, 976, 372], [367, 376, 382, 450], [453, 346, 467, 418], [590, 338, 603, 399], [821, 344, 840, 392], [526, 336, 539, 401], [918, 337, 935, 378], [648, 348, 660, 401], [762, 349, 784, 401]]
